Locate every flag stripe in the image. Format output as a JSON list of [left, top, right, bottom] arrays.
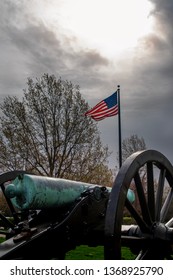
[[85, 91, 118, 121], [90, 107, 118, 119], [91, 105, 118, 117], [91, 105, 118, 121], [85, 101, 105, 115]]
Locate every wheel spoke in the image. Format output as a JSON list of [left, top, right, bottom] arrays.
[[147, 162, 155, 221], [136, 248, 150, 260], [125, 199, 150, 233], [161, 188, 173, 222], [166, 217, 173, 227], [134, 172, 152, 226], [135, 248, 162, 260], [155, 169, 166, 221]]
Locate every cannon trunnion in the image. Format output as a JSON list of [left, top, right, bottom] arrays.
[[1, 150, 173, 259]]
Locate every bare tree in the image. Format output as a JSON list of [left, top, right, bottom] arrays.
[[122, 134, 146, 163], [121, 134, 147, 215], [0, 74, 113, 185]]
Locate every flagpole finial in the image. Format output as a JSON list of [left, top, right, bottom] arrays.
[[117, 85, 120, 90]]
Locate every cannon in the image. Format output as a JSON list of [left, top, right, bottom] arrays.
[[0, 149, 173, 259]]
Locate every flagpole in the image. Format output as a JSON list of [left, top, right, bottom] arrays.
[[117, 85, 122, 168]]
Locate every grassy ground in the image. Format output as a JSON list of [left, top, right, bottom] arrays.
[[0, 237, 5, 243], [64, 217, 135, 259], [65, 245, 135, 260], [66, 245, 104, 260]]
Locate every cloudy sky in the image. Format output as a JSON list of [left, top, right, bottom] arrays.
[[1, 0, 173, 168]]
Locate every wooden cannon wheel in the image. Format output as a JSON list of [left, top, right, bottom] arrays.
[[104, 150, 173, 259]]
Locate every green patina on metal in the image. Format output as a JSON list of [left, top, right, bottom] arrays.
[[5, 174, 93, 210], [5, 174, 135, 210]]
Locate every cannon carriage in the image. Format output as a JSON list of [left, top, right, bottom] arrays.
[[0, 149, 173, 260]]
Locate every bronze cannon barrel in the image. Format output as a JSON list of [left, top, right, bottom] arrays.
[[5, 174, 135, 210]]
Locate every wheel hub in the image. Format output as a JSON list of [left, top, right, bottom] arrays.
[[151, 222, 173, 241]]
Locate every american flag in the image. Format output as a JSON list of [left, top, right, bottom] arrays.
[[85, 92, 118, 121]]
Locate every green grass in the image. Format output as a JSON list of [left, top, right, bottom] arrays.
[[66, 245, 104, 260], [65, 218, 136, 260], [122, 247, 135, 260], [65, 245, 135, 260], [0, 236, 5, 243]]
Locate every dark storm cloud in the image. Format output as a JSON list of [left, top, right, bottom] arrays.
[[150, 0, 173, 37], [0, 0, 110, 99], [5, 21, 108, 74], [139, 34, 168, 52], [126, 0, 173, 111], [79, 50, 108, 68]]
